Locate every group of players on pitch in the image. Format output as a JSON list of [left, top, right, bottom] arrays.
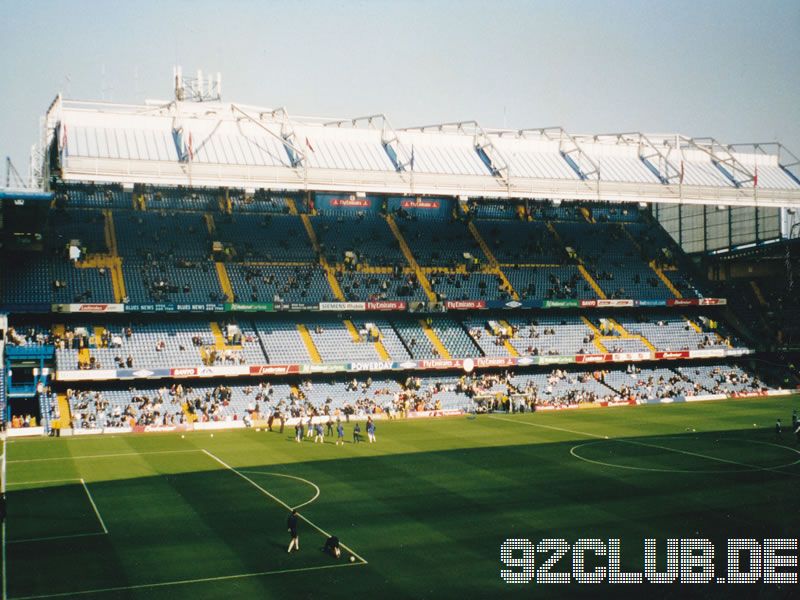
[[293, 416, 376, 445], [775, 408, 800, 443]]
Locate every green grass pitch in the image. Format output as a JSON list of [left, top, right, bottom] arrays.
[[3, 395, 800, 599]]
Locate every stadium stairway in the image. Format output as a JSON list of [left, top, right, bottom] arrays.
[[685, 318, 703, 334], [619, 223, 681, 298], [466, 221, 519, 300], [373, 335, 391, 360], [385, 214, 437, 302], [580, 316, 610, 353], [74, 255, 126, 302], [648, 260, 682, 298], [98, 209, 126, 301], [545, 221, 607, 298], [297, 324, 323, 363], [607, 318, 656, 352], [419, 319, 451, 358], [56, 393, 71, 430], [344, 320, 362, 342], [580, 207, 596, 223], [209, 322, 242, 351], [182, 400, 197, 423], [214, 262, 235, 302], [297, 210, 346, 301], [749, 281, 767, 306], [78, 346, 90, 365], [497, 320, 520, 357]]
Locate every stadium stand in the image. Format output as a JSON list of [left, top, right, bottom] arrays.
[[4, 89, 798, 435]]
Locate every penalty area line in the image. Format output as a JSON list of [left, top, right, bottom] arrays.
[[490, 414, 800, 476], [8, 561, 365, 600], [201, 449, 368, 565]]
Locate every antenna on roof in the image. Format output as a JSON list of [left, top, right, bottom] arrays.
[[173, 65, 221, 102]]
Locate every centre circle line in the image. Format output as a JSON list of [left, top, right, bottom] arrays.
[[238, 471, 321, 509], [570, 438, 800, 475]]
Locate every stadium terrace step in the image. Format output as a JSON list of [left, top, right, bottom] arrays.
[[580, 316, 610, 353], [99, 210, 127, 302], [545, 220, 607, 299], [344, 319, 362, 342], [286, 198, 299, 215], [577, 264, 607, 299], [580, 207, 596, 223], [56, 393, 71, 430], [385, 214, 437, 302], [300, 213, 345, 301], [419, 319, 451, 359], [209, 322, 242, 351], [297, 323, 323, 363], [204, 213, 216, 236], [750, 281, 767, 306], [498, 320, 520, 357], [78, 346, 90, 364], [214, 262, 234, 302], [607, 318, 657, 352], [466, 221, 519, 301], [648, 259, 682, 298], [374, 336, 391, 360], [75, 252, 126, 303], [182, 400, 197, 423]]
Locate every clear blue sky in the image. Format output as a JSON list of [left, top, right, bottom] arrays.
[[1, 0, 798, 180]]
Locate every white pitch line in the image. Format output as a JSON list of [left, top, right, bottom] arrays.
[[8, 449, 200, 464], [80, 479, 108, 534], [8, 532, 107, 545], [238, 471, 321, 510], [488, 414, 800, 476], [2, 436, 7, 600], [6, 478, 82, 487], [1, 520, 6, 600], [202, 450, 367, 564], [487, 415, 606, 439], [9, 561, 365, 600]]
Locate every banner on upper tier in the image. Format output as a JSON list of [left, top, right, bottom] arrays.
[[319, 301, 367, 311], [542, 299, 580, 308], [52, 303, 126, 313], [224, 302, 275, 312], [444, 300, 486, 310], [366, 301, 407, 311], [53, 346, 751, 382], [25, 297, 731, 314]]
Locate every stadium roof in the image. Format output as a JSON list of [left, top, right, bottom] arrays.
[[43, 95, 800, 208]]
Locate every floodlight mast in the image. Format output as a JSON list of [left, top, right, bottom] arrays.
[[173, 65, 222, 103]]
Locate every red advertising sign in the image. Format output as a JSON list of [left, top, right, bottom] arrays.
[[654, 351, 690, 360], [666, 299, 697, 307], [401, 200, 440, 209], [575, 353, 612, 364], [248, 364, 301, 376], [330, 198, 370, 207], [170, 367, 198, 377]]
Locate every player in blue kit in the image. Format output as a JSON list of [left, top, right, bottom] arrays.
[[287, 509, 299, 552], [336, 419, 345, 446]]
